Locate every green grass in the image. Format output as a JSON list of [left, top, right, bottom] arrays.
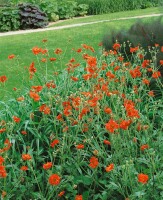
[[0, 15, 162, 101], [48, 6, 163, 27]]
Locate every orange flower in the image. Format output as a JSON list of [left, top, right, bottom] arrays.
[[119, 120, 131, 130], [50, 139, 59, 148], [22, 154, 31, 161], [49, 174, 61, 185], [54, 48, 62, 54], [104, 107, 112, 114], [106, 71, 115, 79], [114, 66, 120, 71], [126, 108, 140, 118], [56, 114, 63, 121], [103, 140, 111, 145], [13, 116, 21, 123], [89, 156, 99, 169], [138, 53, 144, 59], [20, 166, 28, 171], [118, 56, 124, 62], [82, 44, 94, 52], [50, 57, 57, 62], [0, 165, 7, 178], [39, 104, 51, 114], [138, 173, 149, 184], [142, 79, 150, 85], [87, 56, 97, 67], [32, 47, 42, 55], [88, 97, 98, 107], [147, 68, 153, 72], [113, 43, 120, 50], [8, 54, 15, 59], [0, 75, 7, 83], [1, 139, 12, 153], [69, 58, 75, 63], [17, 96, 25, 101], [29, 91, 40, 101], [0, 128, 6, 134], [161, 46, 163, 52], [140, 144, 149, 151], [152, 71, 161, 79], [76, 144, 84, 149], [71, 76, 79, 81], [130, 66, 141, 78], [29, 62, 36, 73], [160, 60, 163, 65], [58, 191, 65, 197], [82, 74, 92, 80], [105, 163, 114, 172], [76, 48, 82, 53], [41, 58, 47, 62], [142, 60, 150, 68], [31, 85, 43, 93], [1, 191, 7, 198], [130, 46, 139, 53], [75, 195, 83, 200], [0, 156, 4, 165], [46, 81, 56, 89], [148, 91, 154, 97], [105, 119, 119, 133], [21, 130, 27, 135], [43, 162, 52, 170]]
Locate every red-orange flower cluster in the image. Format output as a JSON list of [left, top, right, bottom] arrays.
[[43, 162, 52, 170], [0, 75, 7, 83], [105, 163, 114, 172], [89, 156, 99, 168], [39, 104, 51, 114], [49, 174, 61, 185], [138, 173, 149, 184], [105, 119, 119, 133], [22, 154, 32, 161], [50, 139, 59, 148]]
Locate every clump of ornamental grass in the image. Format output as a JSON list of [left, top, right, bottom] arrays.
[[0, 41, 162, 199]]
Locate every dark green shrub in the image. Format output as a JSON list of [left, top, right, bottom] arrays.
[[0, 6, 20, 32], [18, 3, 48, 29]]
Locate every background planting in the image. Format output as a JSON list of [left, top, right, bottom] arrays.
[[76, 0, 162, 15]]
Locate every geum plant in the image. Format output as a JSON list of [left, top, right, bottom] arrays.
[[0, 40, 162, 199]]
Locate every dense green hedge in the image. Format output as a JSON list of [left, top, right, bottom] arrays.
[[76, 0, 162, 15]]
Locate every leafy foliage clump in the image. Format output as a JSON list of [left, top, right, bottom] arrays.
[[18, 3, 48, 29], [0, 6, 20, 32]]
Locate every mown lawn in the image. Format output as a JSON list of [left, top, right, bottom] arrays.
[[48, 6, 163, 27]]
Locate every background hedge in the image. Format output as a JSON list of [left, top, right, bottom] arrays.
[[76, 0, 162, 15]]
